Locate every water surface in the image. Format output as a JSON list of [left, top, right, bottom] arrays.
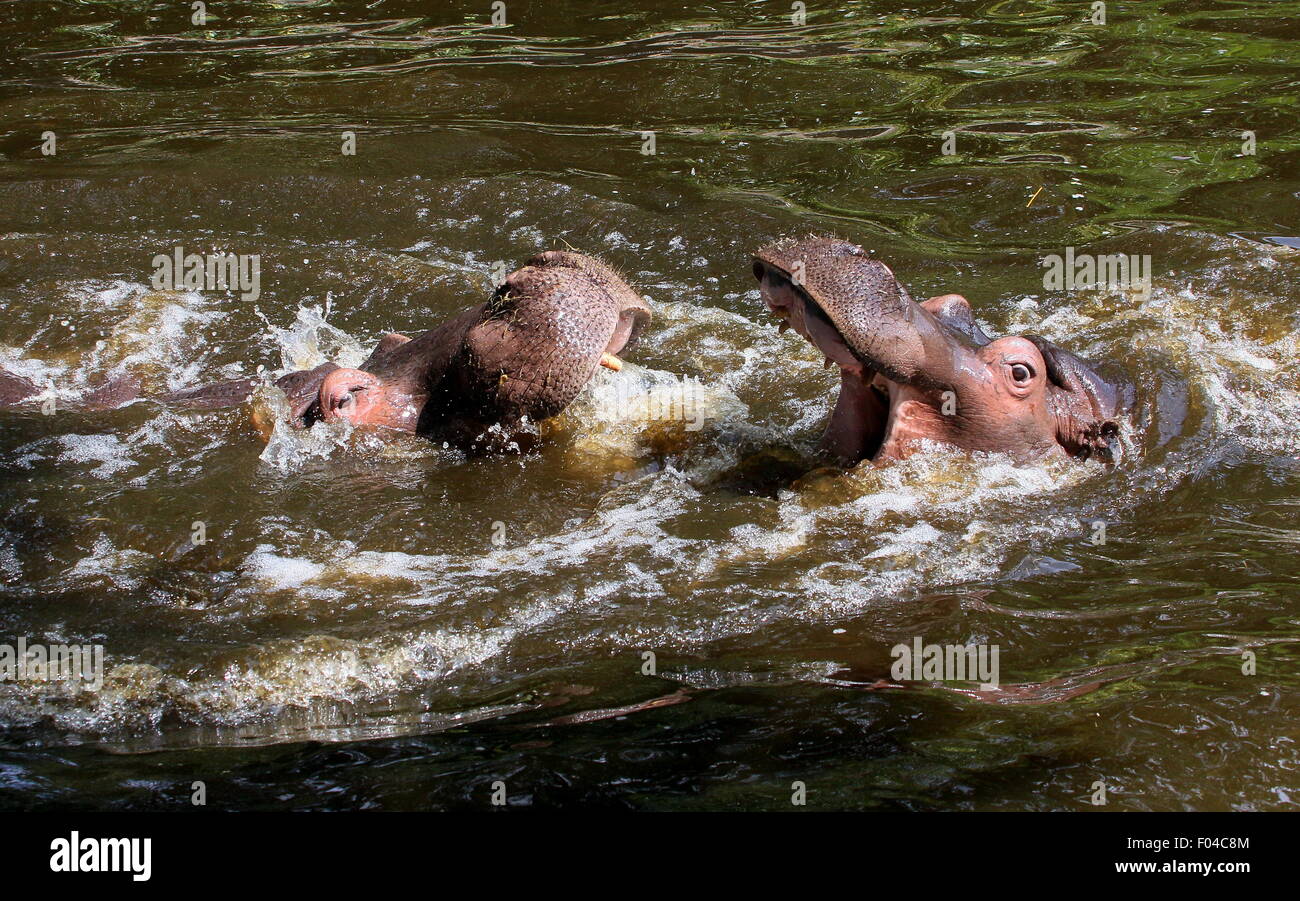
[[1, 0, 1298, 810]]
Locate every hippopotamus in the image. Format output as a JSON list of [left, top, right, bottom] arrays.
[[752, 236, 1127, 465], [150, 248, 650, 447], [1, 251, 650, 453], [160, 250, 651, 450]]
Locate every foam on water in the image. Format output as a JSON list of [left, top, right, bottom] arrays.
[[551, 360, 749, 464], [66, 535, 154, 592], [254, 382, 370, 471], [1, 280, 222, 403], [55, 433, 135, 479], [783, 449, 1091, 616], [1008, 240, 1300, 460], [264, 303, 369, 373]]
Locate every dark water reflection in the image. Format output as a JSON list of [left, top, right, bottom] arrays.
[[0, 0, 1297, 810]]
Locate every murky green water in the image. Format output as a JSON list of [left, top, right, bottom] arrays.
[[1, 0, 1297, 810]]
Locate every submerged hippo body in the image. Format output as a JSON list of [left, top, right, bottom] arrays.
[[0, 367, 141, 411], [753, 236, 1128, 465], [0, 369, 38, 407], [164, 250, 651, 451]]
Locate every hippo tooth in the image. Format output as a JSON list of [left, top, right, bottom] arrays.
[[599, 352, 623, 372]]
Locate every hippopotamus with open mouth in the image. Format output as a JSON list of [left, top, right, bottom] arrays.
[[753, 236, 1128, 465], [82, 250, 649, 451]]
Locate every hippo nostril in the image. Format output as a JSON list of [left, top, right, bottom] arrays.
[[333, 388, 364, 412], [317, 368, 383, 425]]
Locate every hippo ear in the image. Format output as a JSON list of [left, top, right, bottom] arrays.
[[1024, 335, 1129, 458], [1023, 336, 1072, 391]]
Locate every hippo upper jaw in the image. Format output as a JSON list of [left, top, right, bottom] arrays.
[[449, 251, 649, 429], [759, 266, 868, 378]]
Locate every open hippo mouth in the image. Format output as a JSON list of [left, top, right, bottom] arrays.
[[753, 254, 899, 461], [756, 262, 868, 377], [753, 237, 1127, 464]]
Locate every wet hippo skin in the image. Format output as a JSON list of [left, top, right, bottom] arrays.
[[158, 250, 651, 452], [0, 368, 142, 411], [0, 368, 38, 407], [753, 236, 1130, 465]]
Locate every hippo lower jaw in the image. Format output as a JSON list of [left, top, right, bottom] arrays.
[[759, 275, 893, 460], [761, 282, 905, 461]]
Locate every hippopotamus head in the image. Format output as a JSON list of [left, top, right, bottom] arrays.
[[753, 236, 1127, 464], [314, 250, 652, 449]]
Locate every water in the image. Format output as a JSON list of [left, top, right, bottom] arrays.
[[1, 0, 1297, 811]]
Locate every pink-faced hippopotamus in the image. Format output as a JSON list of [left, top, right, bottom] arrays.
[[0, 251, 650, 453], [753, 236, 1128, 465], [166, 250, 650, 450]]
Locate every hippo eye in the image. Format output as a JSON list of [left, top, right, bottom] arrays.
[[1010, 363, 1034, 384]]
